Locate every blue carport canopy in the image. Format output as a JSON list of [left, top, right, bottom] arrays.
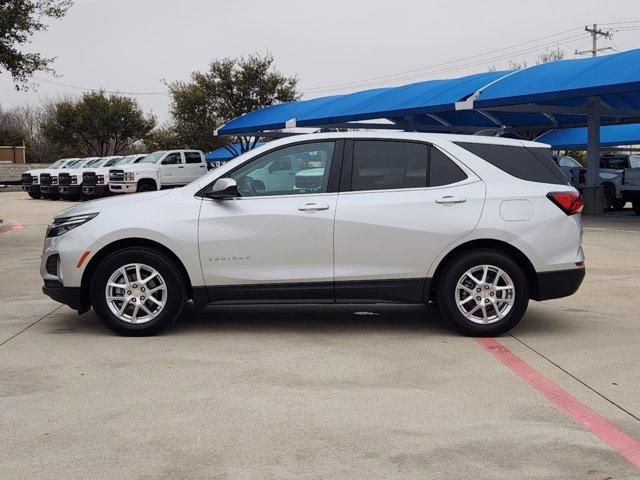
[[217, 49, 640, 136], [205, 142, 266, 162], [535, 123, 640, 149]]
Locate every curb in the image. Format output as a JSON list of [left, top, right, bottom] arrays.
[[0, 219, 22, 235]]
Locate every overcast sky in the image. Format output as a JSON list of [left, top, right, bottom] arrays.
[[1, 0, 639, 123]]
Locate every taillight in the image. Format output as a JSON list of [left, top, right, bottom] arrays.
[[547, 191, 584, 215]]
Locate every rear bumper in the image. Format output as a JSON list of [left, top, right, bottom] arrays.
[[42, 280, 86, 312], [533, 267, 585, 301]]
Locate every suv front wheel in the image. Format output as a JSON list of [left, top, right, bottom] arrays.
[[436, 250, 529, 336], [90, 247, 186, 335]]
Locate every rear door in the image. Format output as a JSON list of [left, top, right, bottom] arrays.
[[184, 151, 207, 182], [333, 139, 485, 302], [160, 152, 183, 185], [623, 154, 640, 187]]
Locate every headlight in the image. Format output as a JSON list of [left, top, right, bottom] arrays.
[[124, 172, 135, 181], [46, 213, 99, 238], [97, 174, 105, 184], [70, 175, 77, 185]]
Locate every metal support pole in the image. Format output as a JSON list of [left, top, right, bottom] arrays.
[[586, 97, 600, 187], [583, 96, 604, 214]]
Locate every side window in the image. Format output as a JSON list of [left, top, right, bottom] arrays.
[[185, 152, 202, 164], [429, 147, 467, 186], [162, 153, 182, 165], [454, 142, 567, 185], [352, 141, 428, 191], [229, 142, 334, 197]]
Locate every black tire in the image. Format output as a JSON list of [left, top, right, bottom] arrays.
[[633, 201, 640, 216], [613, 199, 626, 210], [28, 192, 41, 199], [137, 183, 155, 192], [436, 250, 529, 337], [90, 247, 186, 336], [603, 187, 614, 211]]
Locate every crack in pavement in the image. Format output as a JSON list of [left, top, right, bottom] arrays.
[[507, 333, 640, 424], [0, 305, 62, 347]]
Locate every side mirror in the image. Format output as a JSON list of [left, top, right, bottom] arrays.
[[205, 178, 238, 199]]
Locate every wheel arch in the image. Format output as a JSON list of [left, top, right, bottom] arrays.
[[428, 239, 538, 302], [80, 237, 195, 311], [137, 178, 158, 190]]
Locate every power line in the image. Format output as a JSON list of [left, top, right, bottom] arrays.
[[32, 76, 168, 96], [304, 32, 590, 95], [303, 26, 585, 93]]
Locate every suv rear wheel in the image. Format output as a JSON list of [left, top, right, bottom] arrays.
[[90, 247, 186, 336], [436, 250, 529, 336]]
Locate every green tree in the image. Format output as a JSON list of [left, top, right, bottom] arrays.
[[0, 0, 73, 90], [42, 91, 155, 157], [167, 52, 299, 152]]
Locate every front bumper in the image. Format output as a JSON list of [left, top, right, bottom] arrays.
[[41, 185, 59, 195], [60, 185, 81, 196], [109, 182, 137, 193], [82, 184, 110, 197], [533, 267, 585, 301], [42, 280, 85, 311], [22, 184, 41, 194]]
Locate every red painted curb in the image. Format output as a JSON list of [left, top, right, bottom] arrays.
[[476, 337, 640, 470], [0, 220, 23, 235]]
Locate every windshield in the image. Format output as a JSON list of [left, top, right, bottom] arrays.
[[116, 155, 135, 165], [630, 155, 640, 168], [560, 156, 581, 168], [50, 160, 66, 169], [140, 151, 167, 164], [85, 158, 106, 167], [63, 160, 83, 168], [102, 157, 123, 167]]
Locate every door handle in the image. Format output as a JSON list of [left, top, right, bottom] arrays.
[[298, 203, 330, 212], [178, 166, 184, 169], [436, 195, 467, 205]]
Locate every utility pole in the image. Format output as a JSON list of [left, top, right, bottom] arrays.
[[575, 24, 613, 57]]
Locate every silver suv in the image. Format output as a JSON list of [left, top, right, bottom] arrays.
[[41, 132, 585, 336]]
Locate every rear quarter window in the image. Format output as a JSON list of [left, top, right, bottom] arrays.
[[455, 142, 568, 185]]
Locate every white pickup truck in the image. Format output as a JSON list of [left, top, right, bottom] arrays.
[[599, 153, 640, 214], [109, 150, 207, 193], [21, 158, 76, 199], [82, 154, 147, 199]]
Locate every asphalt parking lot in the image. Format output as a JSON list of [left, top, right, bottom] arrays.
[[1, 191, 639, 479]]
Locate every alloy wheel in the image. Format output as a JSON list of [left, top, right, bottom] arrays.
[[455, 264, 515, 324], [105, 263, 167, 324]]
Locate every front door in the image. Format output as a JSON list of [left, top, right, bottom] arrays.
[[333, 140, 485, 303], [198, 141, 341, 302]]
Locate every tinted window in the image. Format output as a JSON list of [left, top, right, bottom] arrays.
[[185, 152, 202, 164], [352, 141, 428, 191], [162, 153, 182, 165], [229, 142, 334, 197], [429, 147, 467, 186], [600, 157, 628, 170], [455, 142, 567, 185]]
